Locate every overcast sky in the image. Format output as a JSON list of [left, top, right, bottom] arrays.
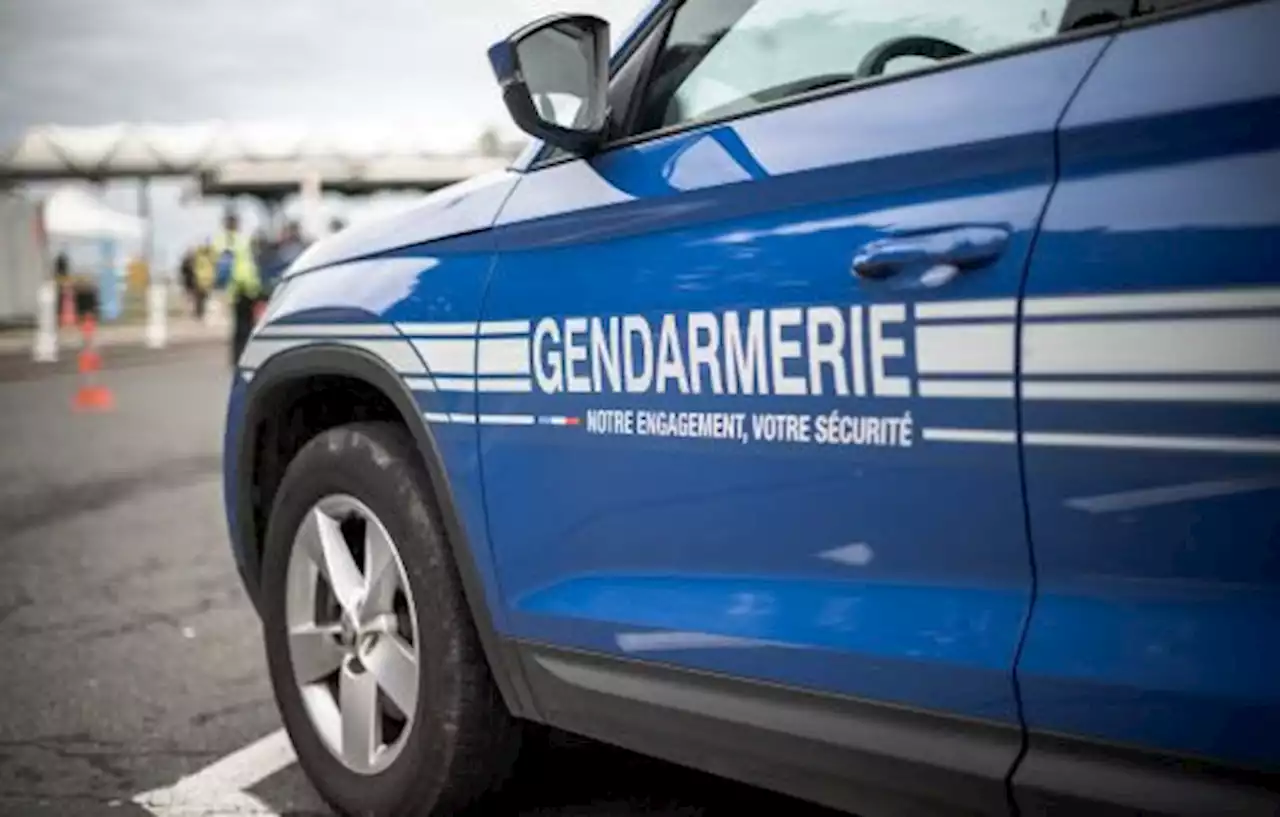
[[0, 0, 648, 143], [0, 0, 648, 267]]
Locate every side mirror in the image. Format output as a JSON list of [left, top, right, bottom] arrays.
[[488, 14, 610, 155]]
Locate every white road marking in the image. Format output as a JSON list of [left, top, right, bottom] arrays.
[[133, 728, 296, 817]]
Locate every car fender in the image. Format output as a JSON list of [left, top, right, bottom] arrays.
[[233, 343, 539, 719]]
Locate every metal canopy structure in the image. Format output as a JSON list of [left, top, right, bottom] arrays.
[[0, 121, 523, 198], [202, 153, 511, 197]]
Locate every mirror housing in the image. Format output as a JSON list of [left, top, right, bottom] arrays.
[[488, 14, 610, 156]]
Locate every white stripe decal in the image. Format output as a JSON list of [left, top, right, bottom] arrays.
[[395, 320, 533, 337], [396, 322, 478, 337], [421, 411, 538, 426], [918, 379, 1014, 398], [254, 323, 399, 338], [432, 377, 474, 392], [915, 323, 1014, 375], [1025, 287, 1280, 317], [477, 377, 534, 393], [349, 339, 427, 374], [915, 298, 1017, 321], [411, 338, 476, 374], [922, 427, 1017, 444], [407, 376, 534, 393], [1024, 318, 1280, 375], [480, 320, 532, 335], [1024, 431, 1280, 455], [1024, 380, 1280, 403], [237, 338, 307, 368], [238, 337, 425, 373], [477, 337, 531, 375], [539, 416, 577, 426], [478, 414, 537, 425]]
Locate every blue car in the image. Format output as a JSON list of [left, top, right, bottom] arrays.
[[222, 1, 1280, 814]]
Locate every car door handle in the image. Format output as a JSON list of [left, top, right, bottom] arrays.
[[852, 225, 1010, 286]]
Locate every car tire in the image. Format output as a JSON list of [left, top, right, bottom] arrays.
[[260, 420, 522, 817]]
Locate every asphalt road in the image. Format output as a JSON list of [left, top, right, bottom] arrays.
[[0, 346, 845, 817]]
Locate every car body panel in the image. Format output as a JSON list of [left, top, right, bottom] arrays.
[[283, 170, 519, 277], [472, 35, 1111, 723], [1016, 0, 1280, 769]]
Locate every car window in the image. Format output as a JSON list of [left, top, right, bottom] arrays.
[[632, 0, 1084, 135]]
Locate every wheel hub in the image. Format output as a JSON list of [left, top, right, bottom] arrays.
[[337, 617, 358, 649]]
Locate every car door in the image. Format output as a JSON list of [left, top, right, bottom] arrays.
[[1012, 0, 1280, 810], [476, 0, 1108, 761]]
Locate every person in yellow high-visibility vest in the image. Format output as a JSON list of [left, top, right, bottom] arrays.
[[192, 243, 216, 318], [212, 212, 263, 367]]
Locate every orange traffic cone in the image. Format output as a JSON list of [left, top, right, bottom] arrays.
[[72, 314, 114, 412]]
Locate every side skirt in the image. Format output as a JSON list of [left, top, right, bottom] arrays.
[[1012, 731, 1280, 816], [514, 641, 1020, 817]]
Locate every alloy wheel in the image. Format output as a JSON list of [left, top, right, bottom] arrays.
[[284, 494, 420, 775]]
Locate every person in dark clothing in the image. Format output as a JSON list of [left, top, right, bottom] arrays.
[[179, 249, 208, 319]]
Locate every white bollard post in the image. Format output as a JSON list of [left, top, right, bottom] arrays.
[[32, 280, 58, 362], [205, 293, 227, 328], [145, 281, 167, 349]]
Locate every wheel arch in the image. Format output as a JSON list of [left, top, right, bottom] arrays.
[[235, 343, 538, 718]]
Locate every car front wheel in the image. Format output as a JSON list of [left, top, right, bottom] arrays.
[[260, 421, 521, 816]]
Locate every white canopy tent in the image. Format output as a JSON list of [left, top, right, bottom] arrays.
[[42, 186, 144, 242]]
